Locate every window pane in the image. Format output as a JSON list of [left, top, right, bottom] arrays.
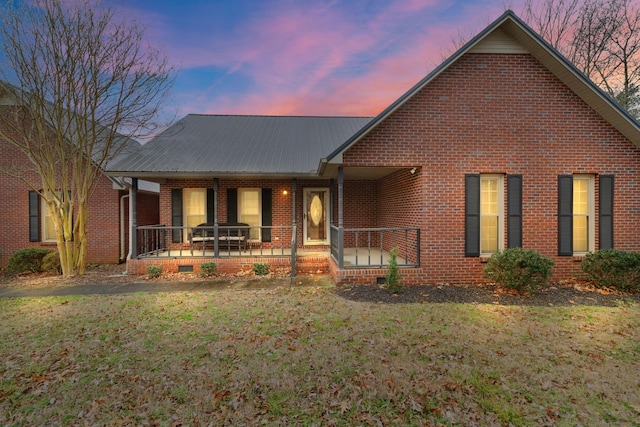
[[573, 179, 588, 215], [481, 215, 498, 254], [573, 215, 588, 252], [184, 189, 206, 227], [239, 189, 260, 240], [481, 179, 498, 215], [43, 205, 57, 241]]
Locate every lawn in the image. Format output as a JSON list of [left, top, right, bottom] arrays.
[[1, 286, 639, 426]]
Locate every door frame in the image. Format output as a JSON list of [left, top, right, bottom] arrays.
[[303, 187, 330, 246]]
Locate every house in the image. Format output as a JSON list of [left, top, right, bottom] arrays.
[[107, 10, 640, 285], [0, 86, 160, 267]]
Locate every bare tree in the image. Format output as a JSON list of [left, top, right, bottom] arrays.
[[520, 0, 640, 116], [0, 0, 175, 276]]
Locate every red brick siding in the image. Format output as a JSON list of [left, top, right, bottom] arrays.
[[0, 137, 124, 266], [342, 53, 640, 284]]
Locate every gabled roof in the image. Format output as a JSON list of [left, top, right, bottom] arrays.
[[107, 114, 373, 177], [325, 9, 640, 164]]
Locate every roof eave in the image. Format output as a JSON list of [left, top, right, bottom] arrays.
[[105, 170, 322, 180]]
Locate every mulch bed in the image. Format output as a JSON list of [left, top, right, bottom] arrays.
[[334, 280, 640, 307]]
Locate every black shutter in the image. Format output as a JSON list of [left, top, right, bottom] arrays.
[[29, 191, 40, 242], [262, 188, 272, 242], [465, 174, 480, 257], [207, 188, 214, 224], [558, 175, 573, 256], [507, 175, 522, 248], [599, 175, 614, 250], [171, 189, 182, 243], [227, 188, 238, 223]]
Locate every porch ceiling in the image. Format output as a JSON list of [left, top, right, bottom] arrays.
[[321, 165, 406, 180]]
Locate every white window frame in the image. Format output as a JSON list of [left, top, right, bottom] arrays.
[[238, 188, 261, 241], [480, 174, 504, 256], [573, 174, 595, 255]]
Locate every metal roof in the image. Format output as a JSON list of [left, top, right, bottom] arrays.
[[107, 115, 373, 177]]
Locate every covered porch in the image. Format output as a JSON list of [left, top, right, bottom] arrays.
[[125, 166, 421, 280]]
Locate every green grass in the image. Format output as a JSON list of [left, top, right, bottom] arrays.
[[1, 287, 639, 425]]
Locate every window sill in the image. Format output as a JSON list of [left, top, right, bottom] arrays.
[[572, 255, 586, 262], [479, 256, 491, 263]]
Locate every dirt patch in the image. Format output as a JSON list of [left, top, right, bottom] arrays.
[[0, 264, 293, 289], [335, 279, 640, 307]]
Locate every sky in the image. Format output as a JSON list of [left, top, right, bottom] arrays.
[[117, 0, 522, 119]]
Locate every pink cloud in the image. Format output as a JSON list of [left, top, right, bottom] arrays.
[[128, 1, 523, 117]]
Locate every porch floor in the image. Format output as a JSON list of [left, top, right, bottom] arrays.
[[138, 247, 408, 267]]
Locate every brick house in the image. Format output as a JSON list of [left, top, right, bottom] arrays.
[[108, 10, 640, 285], [0, 88, 160, 267]]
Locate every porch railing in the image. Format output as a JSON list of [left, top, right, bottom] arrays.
[[136, 225, 295, 258], [331, 226, 420, 269]]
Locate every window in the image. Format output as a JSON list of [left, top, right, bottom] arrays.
[[480, 175, 504, 255], [238, 188, 261, 240], [466, 174, 514, 257], [183, 188, 206, 240], [558, 174, 602, 256], [42, 198, 57, 242], [572, 175, 594, 254], [29, 190, 71, 243]]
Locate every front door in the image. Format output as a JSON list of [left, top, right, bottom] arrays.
[[303, 188, 329, 245]]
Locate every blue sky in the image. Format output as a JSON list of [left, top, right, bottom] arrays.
[[117, 1, 520, 118]]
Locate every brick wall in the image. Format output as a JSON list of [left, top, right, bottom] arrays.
[[341, 52, 640, 284], [0, 104, 137, 266], [160, 178, 378, 250], [0, 138, 124, 266]]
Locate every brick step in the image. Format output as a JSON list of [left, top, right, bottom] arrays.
[[296, 256, 330, 275]]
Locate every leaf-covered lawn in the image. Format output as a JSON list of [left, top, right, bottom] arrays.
[[1, 287, 639, 426]]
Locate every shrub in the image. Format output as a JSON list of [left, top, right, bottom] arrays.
[[484, 248, 555, 295], [581, 249, 640, 291], [253, 262, 269, 276], [42, 251, 62, 274], [386, 247, 403, 294], [200, 262, 217, 277], [7, 248, 53, 275], [147, 265, 163, 279]]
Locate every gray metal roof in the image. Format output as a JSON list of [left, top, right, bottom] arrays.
[[107, 115, 373, 176]]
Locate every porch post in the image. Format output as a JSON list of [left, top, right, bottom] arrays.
[[329, 179, 334, 226], [130, 178, 138, 259], [338, 167, 344, 269], [291, 179, 297, 278], [213, 178, 219, 258]]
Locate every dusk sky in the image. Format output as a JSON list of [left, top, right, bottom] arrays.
[[119, 1, 523, 118]]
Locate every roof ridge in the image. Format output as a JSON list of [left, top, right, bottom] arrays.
[[185, 113, 374, 119]]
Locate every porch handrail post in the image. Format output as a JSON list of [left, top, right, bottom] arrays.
[[214, 178, 219, 258], [338, 166, 344, 268], [329, 178, 334, 226], [130, 178, 138, 259], [291, 179, 297, 277]]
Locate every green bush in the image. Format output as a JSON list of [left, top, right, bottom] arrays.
[[7, 248, 53, 275], [200, 262, 217, 277], [42, 251, 62, 274], [253, 262, 269, 276], [484, 248, 555, 295], [386, 247, 403, 294], [581, 249, 640, 291], [146, 265, 163, 279]]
